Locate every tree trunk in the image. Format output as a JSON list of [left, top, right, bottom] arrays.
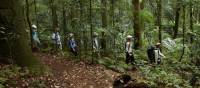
[[133, 0, 142, 49], [101, 0, 108, 28], [189, 0, 193, 43], [89, 0, 94, 63], [179, 5, 186, 62], [173, 0, 181, 39], [100, 0, 108, 55], [62, 5, 67, 34], [0, 0, 43, 72], [156, 0, 162, 44], [49, 0, 58, 31], [25, 0, 33, 50], [34, 0, 39, 29]]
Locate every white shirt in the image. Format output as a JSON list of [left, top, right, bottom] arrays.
[[154, 48, 165, 64], [125, 41, 133, 53], [52, 32, 62, 44], [93, 37, 99, 51]]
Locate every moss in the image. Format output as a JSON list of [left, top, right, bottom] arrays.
[[0, 0, 47, 74]]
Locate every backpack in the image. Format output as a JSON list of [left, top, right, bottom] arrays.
[[147, 45, 155, 61]]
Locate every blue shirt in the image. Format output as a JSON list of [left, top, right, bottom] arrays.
[[69, 38, 76, 49]]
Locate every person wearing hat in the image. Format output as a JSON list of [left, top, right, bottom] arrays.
[[68, 33, 78, 56], [154, 42, 165, 64], [93, 32, 100, 57], [32, 24, 41, 49], [51, 27, 62, 52], [125, 35, 135, 65]]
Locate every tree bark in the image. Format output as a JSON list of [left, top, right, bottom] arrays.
[[90, 0, 94, 63], [156, 0, 162, 44], [34, 0, 39, 29], [179, 5, 186, 62], [173, 0, 181, 39], [189, 0, 193, 43], [49, 0, 59, 31], [101, 0, 108, 28], [0, 0, 43, 72], [25, 0, 33, 49], [62, 4, 67, 34], [133, 0, 142, 49], [100, 0, 108, 56]]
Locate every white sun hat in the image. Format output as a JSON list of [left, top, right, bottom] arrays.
[[156, 42, 161, 45], [126, 35, 133, 39], [69, 33, 74, 37], [32, 24, 37, 29]]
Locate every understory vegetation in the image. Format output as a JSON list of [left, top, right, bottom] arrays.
[[0, 0, 200, 88]]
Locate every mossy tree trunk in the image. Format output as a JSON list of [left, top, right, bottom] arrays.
[[156, 0, 162, 44], [133, 0, 142, 49], [49, 0, 59, 31], [100, 0, 108, 55], [0, 0, 43, 73], [173, 0, 181, 39], [189, 0, 193, 43], [25, 0, 33, 50]]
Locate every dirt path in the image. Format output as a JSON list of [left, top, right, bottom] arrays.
[[37, 53, 120, 88], [5, 53, 144, 88]]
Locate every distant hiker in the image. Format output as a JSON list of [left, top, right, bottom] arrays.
[[32, 24, 41, 49], [93, 32, 100, 57], [68, 33, 78, 56], [154, 43, 165, 64], [125, 35, 135, 65], [51, 28, 62, 51], [147, 43, 165, 64]]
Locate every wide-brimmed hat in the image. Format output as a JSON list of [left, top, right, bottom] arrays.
[[93, 32, 98, 37], [126, 35, 133, 39], [156, 42, 161, 45], [32, 24, 37, 29], [69, 33, 74, 37]]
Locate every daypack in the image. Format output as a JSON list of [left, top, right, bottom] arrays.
[[147, 45, 155, 61]]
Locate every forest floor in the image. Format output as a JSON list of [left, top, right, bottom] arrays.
[[4, 53, 143, 88]]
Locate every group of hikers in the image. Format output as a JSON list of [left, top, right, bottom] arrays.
[[32, 24, 165, 65]]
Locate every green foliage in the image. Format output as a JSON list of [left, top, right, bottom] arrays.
[[97, 57, 132, 73], [140, 9, 154, 23], [140, 66, 192, 88], [0, 65, 29, 87], [30, 80, 46, 88]]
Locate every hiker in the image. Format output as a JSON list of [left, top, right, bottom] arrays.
[[93, 32, 100, 57], [154, 43, 165, 64], [68, 33, 78, 56], [51, 28, 62, 51], [32, 24, 41, 49], [125, 35, 135, 65], [147, 43, 165, 64]]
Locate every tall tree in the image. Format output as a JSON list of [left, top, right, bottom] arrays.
[[0, 0, 43, 72], [34, 0, 38, 26], [25, 0, 33, 49], [132, 0, 142, 49], [49, 0, 59, 31], [101, 0, 108, 28], [90, 0, 94, 63], [189, 0, 193, 43], [180, 5, 186, 62], [100, 0, 108, 56], [173, 0, 181, 39], [156, 0, 162, 43]]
